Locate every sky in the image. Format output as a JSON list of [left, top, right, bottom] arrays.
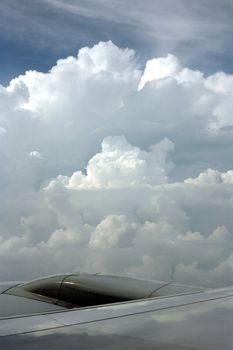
[[1, 0, 233, 84], [1, 1, 233, 287]]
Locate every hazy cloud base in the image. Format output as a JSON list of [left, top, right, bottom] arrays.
[[1, 41, 233, 287]]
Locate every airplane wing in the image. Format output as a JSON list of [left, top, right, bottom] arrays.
[[0, 273, 232, 349]]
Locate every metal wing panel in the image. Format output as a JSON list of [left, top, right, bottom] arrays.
[[1, 292, 233, 349], [0, 294, 65, 318], [0, 286, 233, 337]]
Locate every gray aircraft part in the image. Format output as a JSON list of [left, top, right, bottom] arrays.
[[1, 273, 232, 349]]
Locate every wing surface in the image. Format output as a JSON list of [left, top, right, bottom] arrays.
[[1, 283, 233, 349]]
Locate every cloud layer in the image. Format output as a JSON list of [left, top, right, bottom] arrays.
[[1, 41, 233, 287]]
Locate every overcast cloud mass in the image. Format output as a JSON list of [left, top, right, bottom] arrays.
[[1, 38, 233, 288]]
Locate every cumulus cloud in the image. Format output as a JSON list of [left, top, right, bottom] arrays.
[[47, 136, 174, 190], [139, 54, 181, 89], [1, 41, 233, 287], [139, 54, 204, 90], [185, 169, 233, 185]]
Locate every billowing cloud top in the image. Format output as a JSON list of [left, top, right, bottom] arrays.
[[1, 41, 233, 287], [47, 136, 174, 189]]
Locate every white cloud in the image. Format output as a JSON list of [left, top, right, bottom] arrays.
[[29, 151, 42, 159], [1, 41, 233, 287], [90, 215, 137, 249], [139, 54, 181, 89], [47, 136, 174, 189], [185, 169, 233, 185], [139, 53, 205, 90]]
